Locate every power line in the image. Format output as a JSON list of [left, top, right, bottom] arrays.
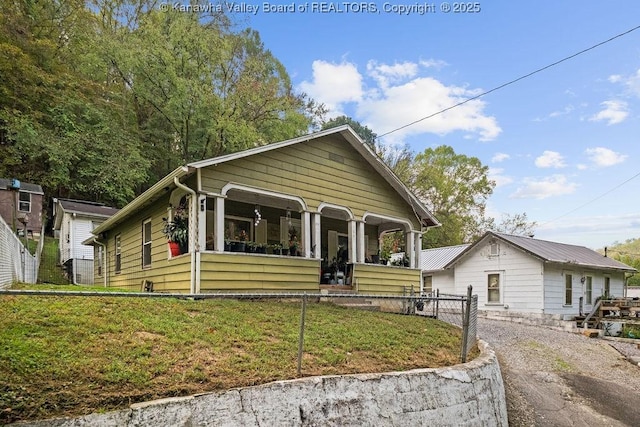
[[378, 24, 640, 139], [539, 170, 640, 226]]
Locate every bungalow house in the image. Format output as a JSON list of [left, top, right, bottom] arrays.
[[53, 198, 119, 285], [0, 178, 44, 237], [85, 126, 439, 294], [435, 231, 636, 320]]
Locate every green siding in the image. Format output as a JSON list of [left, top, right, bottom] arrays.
[[200, 253, 320, 292], [200, 135, 419, 225], [354, 264, 421, 295], [97, 193, 192, 293]]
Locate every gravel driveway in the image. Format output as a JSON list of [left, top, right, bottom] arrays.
[[477, 318, 640, 427]]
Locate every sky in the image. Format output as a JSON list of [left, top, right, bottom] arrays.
[[224, 0, 640, 249]]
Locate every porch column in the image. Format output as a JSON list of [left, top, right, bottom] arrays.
[[356, 220, 365, 263], [415, 232, 422, 270], [197, 194, 207, 252], [312, 212, 321, 259], [407, 230, 416, 269], [348, 220, 357, 262], [214, 196, 225, 252], [302, 211, 311, 258]]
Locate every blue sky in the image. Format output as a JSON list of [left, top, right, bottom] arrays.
[[231, 1, 640, 249]]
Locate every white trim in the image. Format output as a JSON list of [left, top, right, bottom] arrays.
[[317, 202, 354, 220], [221, 183, 307, 210], [362, 212, 416, 231]]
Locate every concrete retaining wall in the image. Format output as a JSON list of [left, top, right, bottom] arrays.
[[16, 340, 507, 427]]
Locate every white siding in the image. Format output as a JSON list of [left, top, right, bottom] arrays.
[[543, 265, 626, 315], [453, 240, 544, 313], [72, 218, 95, 260], [59, 214, 72, 263], [429, 270, 456, 293]]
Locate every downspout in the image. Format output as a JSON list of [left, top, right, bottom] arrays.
[[92, 238, 107, 288], [174, 177, 198, 294]]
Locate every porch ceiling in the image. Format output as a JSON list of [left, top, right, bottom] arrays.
[[225, 189, 302, 211]]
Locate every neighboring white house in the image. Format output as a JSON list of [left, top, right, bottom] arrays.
[[429, 231, 636, 319], [53, 199, 119, 285], [420, 244, 469, 293]]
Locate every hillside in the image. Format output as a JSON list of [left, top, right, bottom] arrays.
[[599, 238, 640, 286]]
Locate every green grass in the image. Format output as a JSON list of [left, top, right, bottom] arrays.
[[0, 289, 467, 424], [36, 236, 70, 285]]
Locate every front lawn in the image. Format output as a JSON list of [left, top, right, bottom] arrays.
[[0, 289, 466, 424]]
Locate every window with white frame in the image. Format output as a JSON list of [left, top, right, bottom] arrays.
[[18, 191, 31, 212], [142, 220, 152, 268], [565, 273, 572, 305], [115, 234, 122, 274], [489, 241, 499, 257], [487, 273, 501, 303], [604, 276, 610, 297], [585, 276, 592, 305]]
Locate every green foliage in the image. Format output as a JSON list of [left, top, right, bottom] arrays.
[[0, 0, 325, 206], [410, 145, 495, 247], [322, 115, 377, 146], [601, 238, 640, 285]]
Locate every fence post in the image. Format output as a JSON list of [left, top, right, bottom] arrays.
[[435, 288, 439, 319], [460, 285, 473, 363], [297, 293, 307, 376]]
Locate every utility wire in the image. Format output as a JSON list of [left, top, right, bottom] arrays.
[[378, 24, 640, 139], [539, 170, 640, 226]]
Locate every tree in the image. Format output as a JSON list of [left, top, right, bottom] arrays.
[[490, 212, 537, 236], [321, 115, 377, 147], [410, 146, 495, 248]]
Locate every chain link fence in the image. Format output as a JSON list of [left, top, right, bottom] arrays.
[[0, 287, 478, 363]]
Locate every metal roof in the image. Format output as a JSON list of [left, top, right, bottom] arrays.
[[420, 244, 470, 272], [446, 231, 636, 272], [0, 178, 44, 194], [58, 199, 119, 217]]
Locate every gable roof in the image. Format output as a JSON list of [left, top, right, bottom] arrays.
[[421, 244, 470, 272], [446, 231, 636, 273], [54, 199, 119, 230], [0, 178, 44, 195], [92, 126, 439, 236]]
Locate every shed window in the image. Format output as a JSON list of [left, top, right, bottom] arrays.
[[487, 273, 500, 303], [424, 275, 433, 293], [565, 274, 572, 305], [18, 191, 30, 212], [142, 220, 152, 268], [115, 235, 122, 274]]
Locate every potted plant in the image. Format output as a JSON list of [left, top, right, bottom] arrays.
[[288, 226, 299, 256], [271, 243, 286, 255], [230, 230, 248, 252], [162, 209, 188, 256]]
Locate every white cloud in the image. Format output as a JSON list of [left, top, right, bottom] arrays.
[[511, 175, 578, 200], [419, 59, 448, 69], [548, 105, 574, 118], [298, 58, 501, 143], [488, 167, 513, 188], [298, 60, 363, 116], [609, 69, 640, 97], [535, 151, 566, 169], [589, 100, 628, 125], [492, 153, 510, 163], [367, 60, 419, 88], [584, 147, 627, 167]]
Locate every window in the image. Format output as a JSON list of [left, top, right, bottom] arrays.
[[604, 276, 610, 298], [97, 246, 103, 276], [489, 241, 499, 257], [115, 235, 122, 274], [565, 274, 572, 305], [18, 191, 30, 212], [487, 273, 500, 303], [424, 275, 433, 293], [585, 276, 592, 305], [142, 220, 152, 268]]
